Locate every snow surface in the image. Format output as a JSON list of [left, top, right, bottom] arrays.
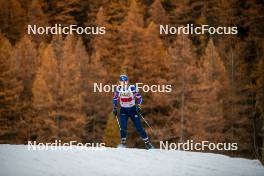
[[0, 144, 264, 176]]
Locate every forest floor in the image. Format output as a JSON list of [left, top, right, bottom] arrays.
[[0, 144, 264, 176]]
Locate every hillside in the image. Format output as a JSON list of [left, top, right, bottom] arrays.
[[0, 145, 264, 176]]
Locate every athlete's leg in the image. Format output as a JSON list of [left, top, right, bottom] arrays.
[[119, 108, 129, 143], [130, 107, 148, 141]]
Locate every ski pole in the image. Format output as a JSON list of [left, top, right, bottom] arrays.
[[115, 115, 121, 131], [138, 113, 157, 136]]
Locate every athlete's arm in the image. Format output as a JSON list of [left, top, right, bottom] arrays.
[[112, 89, 119, 116], [131, 85, 142, 105], [113, 89, 119, 108], [135, 92, 142, 105]]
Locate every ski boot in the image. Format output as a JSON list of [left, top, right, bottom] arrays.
[[117, 138, 127, 148], [145, 140, 154, 150]]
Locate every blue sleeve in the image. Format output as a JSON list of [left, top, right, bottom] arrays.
[[113, 89, 119, 108], [131, 85, 142, 105]]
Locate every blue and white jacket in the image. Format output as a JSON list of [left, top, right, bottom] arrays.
[[113, 85, 142, 108]]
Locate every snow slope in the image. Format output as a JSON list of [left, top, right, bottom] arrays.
[[0, 145, 264, 176]]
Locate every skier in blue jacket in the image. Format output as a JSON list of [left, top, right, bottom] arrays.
[[113, 75, 154, 149]]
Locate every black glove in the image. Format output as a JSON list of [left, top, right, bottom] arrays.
[[136, 105, 142, 114], [113, 108, 117, 116]]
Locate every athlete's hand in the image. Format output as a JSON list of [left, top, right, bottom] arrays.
[[136, 105, 142, 114], [113, 108, 117, 116]]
